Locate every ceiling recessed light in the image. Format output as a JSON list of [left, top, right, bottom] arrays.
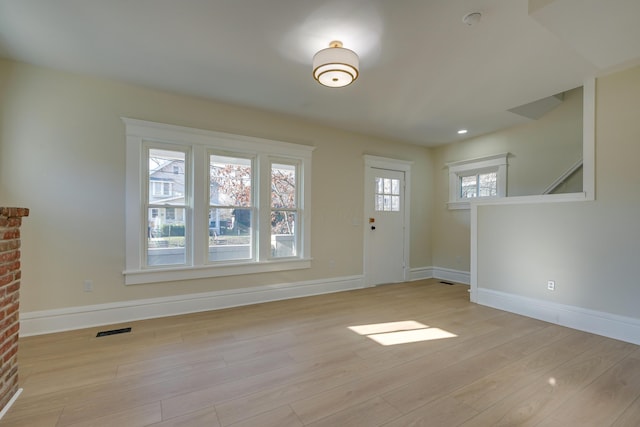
[[457, 129, 468, 134], [462, 12, 482, 26]]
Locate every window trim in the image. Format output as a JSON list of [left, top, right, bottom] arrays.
[[123, 118, 314, 285], [447, 153, 508, 210]]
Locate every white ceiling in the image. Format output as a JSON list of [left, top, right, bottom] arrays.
[[1, 0, 639, 146]]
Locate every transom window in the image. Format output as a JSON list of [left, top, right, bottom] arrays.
[[123, 118, 314, 285], [447, 153, 508, 210], [460, 171, 497, 199]]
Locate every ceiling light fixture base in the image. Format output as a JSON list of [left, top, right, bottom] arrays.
[[313, 40, 359, 88]]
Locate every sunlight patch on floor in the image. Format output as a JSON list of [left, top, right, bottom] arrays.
[[348, 321, 457, 346]]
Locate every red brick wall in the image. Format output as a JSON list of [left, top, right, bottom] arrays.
[[0, 207, 29, 411]]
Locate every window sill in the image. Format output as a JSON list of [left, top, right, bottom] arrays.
[[123, 258, 312, 285], [447, 201, 471, 210], [448, 197, 502, 210], [448, 192, 589, 211]]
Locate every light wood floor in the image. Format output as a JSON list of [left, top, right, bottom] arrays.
[[3, 279, 640, 426]]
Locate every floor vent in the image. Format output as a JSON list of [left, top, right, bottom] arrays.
[[439, 281, 455, 286], [96, 327, 132, 337]]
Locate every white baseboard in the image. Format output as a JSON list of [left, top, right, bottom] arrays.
[[0, 388, 22, 421], [409, 267, 434, 281], [433, 267, 470, 285], [410, 266, 470, 285], [20, 275, 365, 337], [477, 288, 640, 346]]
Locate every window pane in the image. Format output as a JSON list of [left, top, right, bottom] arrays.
[[271, 163, 296, 208], [147, 207, 186, 266], [383, 195, 391, 211], [208, 208, 251, 261], [271, 211, 296, 257], [479, 172, 497, 197], [383, 178, 391, 194], [391, 195, 400, 211], [210, 154, 252, 207], [149, 149, 185, 205], [460, 175, 478, 198], [375, 177, 401, 211], [391, 179, 400, 195]]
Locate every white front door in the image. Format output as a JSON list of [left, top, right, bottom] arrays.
[[364, 162, 409, 286]]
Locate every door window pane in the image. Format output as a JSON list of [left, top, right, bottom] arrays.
[[374, 177, 400, 212]]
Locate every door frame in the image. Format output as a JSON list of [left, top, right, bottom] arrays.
[[363, 155, 412, 287]]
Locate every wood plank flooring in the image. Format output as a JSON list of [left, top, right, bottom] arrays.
[[3, 279, 640, 426]]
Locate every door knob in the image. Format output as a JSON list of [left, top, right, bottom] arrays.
[[371, 226, 376, 230]]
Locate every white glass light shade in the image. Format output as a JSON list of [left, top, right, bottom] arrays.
[[313, 43, 359, 88]]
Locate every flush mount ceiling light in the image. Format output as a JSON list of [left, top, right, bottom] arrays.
[[313, 41, 359, 88]]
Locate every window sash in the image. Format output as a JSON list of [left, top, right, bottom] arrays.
[[144, 143, 190, 268], [270, 160, 299, 258], [208, 152, 256, 263]]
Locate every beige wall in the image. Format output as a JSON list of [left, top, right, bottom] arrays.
[[431, 86, 583, 271], [6, 55, 630, 321], [0, 59, 433, 312], [476, 65, 640, 318]]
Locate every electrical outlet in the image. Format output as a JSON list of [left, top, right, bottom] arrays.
[[83, 280, 93, 292], [547, 280, 555, 291]]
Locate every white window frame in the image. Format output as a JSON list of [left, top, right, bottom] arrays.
[[447, 153, 508, 210], [123, 118, 314, 285]]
